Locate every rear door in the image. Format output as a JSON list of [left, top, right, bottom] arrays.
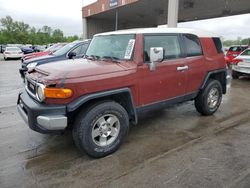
[[182, 34, 205, 94], [139, 34, 188, 105]]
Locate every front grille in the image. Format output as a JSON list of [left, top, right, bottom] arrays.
[[25, 78, 37, 100], [27, 80, 36, 95]]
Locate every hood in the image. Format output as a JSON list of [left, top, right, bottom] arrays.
[[24, 54, 56, 64], [34, 58, 136, 80], [24, 51, 48, 58]]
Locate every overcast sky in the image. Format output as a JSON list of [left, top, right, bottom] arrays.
[[0, 0, 249, 40]]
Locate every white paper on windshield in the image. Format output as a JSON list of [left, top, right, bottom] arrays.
[[124, 39, 135, 59]]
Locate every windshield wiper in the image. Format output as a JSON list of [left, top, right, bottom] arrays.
[[84, 55, 100, 60], [100, 56, 121, 63]]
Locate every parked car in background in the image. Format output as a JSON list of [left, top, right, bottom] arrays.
[[0, 44, 7, 53], [32, 45, 46, 52], [3, 47, 23, 60], [22, 43, 67, 62], [21, 46, 34, 54], [19, 40, 91, 78], [226, 45, 248, 65], [231, 48, 250, 79]]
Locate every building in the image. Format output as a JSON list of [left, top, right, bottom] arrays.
[[82, 0, 250, 38]]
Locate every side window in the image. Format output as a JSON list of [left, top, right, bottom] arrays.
[[183, 34, 203, 57], [71, 45, 84, 56], [144, 35, 181, 62], [212, 37, 223, 54], [81, 44, 88, 55]]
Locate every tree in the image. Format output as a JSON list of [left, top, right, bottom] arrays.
[[0, 16, 80, 45], [52, 29, 64, 42]]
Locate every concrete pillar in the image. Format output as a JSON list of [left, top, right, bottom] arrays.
[[115, 10, 119, 30], [167, 0, 179, 27], [82, 17, 88, 39]]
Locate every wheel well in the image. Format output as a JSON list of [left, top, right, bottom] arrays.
[[203, 71, 227, 94], [68, 92, 137, 125]]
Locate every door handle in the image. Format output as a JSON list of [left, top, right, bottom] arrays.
[[177, 65, 189, 71]]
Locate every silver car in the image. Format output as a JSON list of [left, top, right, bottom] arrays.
[[232, 48, 250, 79], [3, 47, 24, 60]]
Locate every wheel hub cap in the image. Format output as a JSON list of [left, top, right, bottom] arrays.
[[92, 114, 120, 147], [207, 88, 219, 109]]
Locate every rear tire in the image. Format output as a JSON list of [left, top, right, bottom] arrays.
[[73, 101, 129, 158], [232, 70, 239, 79], [195, 80, 222, 116]]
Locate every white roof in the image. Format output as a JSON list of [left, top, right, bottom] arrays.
[[95, 27, 219, 38]]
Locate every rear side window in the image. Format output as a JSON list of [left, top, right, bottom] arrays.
[[144, 35, 181, 62], [183, 34, 203, 57], [229, 46, 242, 52], [241, 46, 248, 51], [212, 37, 223, 54], [241, 49, 250, 56]]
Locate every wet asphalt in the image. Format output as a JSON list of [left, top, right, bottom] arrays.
[[0, 55, 250, 188]]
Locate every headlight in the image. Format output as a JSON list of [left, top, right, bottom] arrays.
[[36, 83, 45, 102], [27, 62, 37, 69]]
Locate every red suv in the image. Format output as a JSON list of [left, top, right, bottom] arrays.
[[226, 45, 248, 65], [17, 28, 227, 158]]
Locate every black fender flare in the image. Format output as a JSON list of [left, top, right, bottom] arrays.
[[67, 88, 138, 124], [200, 69, 227, 94]]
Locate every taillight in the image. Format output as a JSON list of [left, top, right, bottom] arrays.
[[232, 59, 243, 65]]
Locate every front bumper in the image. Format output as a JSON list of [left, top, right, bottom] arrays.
[[19, 67, 28, 78], [17, 89, 67, 134]]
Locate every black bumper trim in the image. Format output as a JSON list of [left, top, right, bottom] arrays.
[[17, 89, 67, 134]]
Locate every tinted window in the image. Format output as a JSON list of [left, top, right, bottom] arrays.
[[144, 35, 181, 62], [241, 49, 250, 56], [241, 46, 248, 51], [71, 45, 82, 55], [229, 46, 243, 52], [212, 37, 223, 54], [183, 34, 202, 57], [53, 42, 79, 56], [81, 44, 89, 54], [71, 44, 89, 56]]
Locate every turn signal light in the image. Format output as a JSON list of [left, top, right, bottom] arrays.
[[44, 88, 73, 99]]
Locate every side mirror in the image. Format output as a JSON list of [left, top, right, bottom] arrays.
[[149, 47, 164, 71], [68, 51, 77, 59]]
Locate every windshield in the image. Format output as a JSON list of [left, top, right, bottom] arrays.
[[46, 43, 66, 52], [53, 42, 77, 56], [241, 49, 250, 56], [86, 34, 135, 60], [6, 47, 21, 51]]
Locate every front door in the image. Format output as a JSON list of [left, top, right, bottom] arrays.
[[139, 34, 187, 106]]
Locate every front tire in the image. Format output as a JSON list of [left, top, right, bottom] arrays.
[[232, 70, 239, 79], [195, 80, 222, 116], [73, 101, 129, 158]]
